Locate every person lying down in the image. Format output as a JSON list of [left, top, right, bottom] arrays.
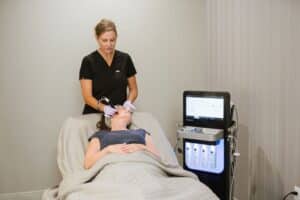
[[84, 106, 160, 169], [42, 107, 219, 200]]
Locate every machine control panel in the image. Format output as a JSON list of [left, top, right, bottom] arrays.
[[178, 126, 224, 142]]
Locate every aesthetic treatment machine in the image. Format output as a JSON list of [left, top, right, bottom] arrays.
[[176, 91, 239, 200]]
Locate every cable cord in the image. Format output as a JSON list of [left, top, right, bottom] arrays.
[[173, 122, 182, 152], [282, 191, 298, 200], [229, 105, 239, 200]]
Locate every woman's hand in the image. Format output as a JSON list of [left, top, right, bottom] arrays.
[[106, 143, 146, 154], [123, 144, 146, 153], [103, 105, 117, 117], [104, 143, 148, 156], [123, 100, 136, 112], [106, 144, 130, 154]]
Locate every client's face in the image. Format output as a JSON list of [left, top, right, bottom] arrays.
[[112, 106, 132, 124]]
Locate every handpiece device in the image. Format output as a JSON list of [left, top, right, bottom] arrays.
[[99, 96, 115, 108]]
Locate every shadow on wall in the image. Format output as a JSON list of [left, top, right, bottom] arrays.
[[250, 146, 283, 200]]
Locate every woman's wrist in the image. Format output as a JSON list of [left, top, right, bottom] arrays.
[[97, 100, 104, 111], [103, 146, 110, 154]]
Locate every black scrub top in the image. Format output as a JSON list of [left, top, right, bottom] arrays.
[[79, 50, 137, 114]]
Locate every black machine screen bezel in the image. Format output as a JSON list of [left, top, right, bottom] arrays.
[[183, 91, 231, 129]]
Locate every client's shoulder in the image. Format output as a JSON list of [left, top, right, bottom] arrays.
[[88, 130, 109, 141], [131, 128, 151, 135]]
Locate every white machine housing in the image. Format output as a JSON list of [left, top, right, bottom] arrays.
[[177, 127, 224, 174]]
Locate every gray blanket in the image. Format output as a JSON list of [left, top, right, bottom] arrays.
[[42, 112, 219, 200]]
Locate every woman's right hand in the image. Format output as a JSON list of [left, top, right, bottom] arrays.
[[105, 144, 129, 154], [105, 143, 149, 155], [104, 105, 117, 117]]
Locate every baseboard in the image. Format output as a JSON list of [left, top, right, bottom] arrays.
[[0, 190, 43, 200]]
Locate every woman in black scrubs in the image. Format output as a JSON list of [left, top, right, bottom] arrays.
[[79, 19, 138, 116]]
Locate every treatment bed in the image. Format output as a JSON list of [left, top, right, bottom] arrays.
[[42, 112, 219, 200]]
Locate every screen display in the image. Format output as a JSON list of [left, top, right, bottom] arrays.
[[183, 91, 230, 129], [186, 96, 224, 119]]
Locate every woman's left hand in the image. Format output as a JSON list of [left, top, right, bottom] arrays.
[[123, 144, 146, 153], [123, 100, 136, 112]]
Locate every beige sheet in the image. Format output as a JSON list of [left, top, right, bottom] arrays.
[[42, 112, 219, 200]]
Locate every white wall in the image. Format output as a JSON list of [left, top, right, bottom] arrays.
[[0, 0, 207, 193], [205, 0, 300, 199]]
